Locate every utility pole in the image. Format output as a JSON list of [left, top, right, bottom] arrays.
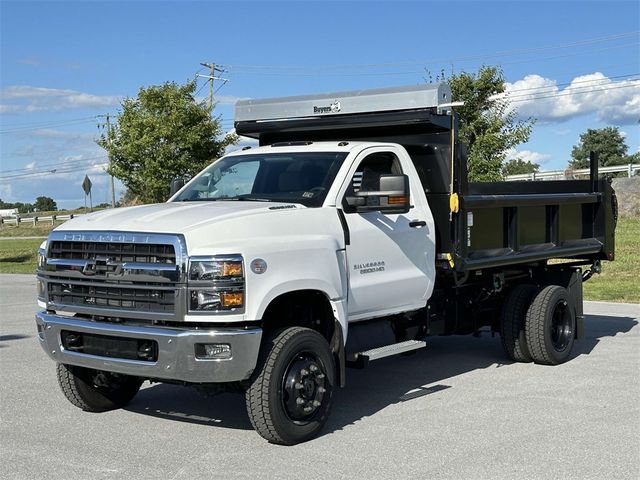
[[197, 62, 228, 110], [97, 114, 117, 208]]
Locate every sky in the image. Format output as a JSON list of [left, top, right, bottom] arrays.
[[1, 0, 639, 209]]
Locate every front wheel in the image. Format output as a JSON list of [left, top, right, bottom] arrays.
[[525, 286, 576, 365], [57, 363, 142, 412], [245, 327, 335, 445]]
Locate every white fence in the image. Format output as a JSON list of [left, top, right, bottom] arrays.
[[506, 163, 639, 181], [0, 214, 81, 226]]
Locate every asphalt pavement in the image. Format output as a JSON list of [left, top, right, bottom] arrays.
[[1, 273, 638, 480]]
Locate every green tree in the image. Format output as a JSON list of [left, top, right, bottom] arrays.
[[570, 127, 629, 169], [14, 202, 33, 214], [433, 66, 535, 181], [502, 158, 540, 177], [34, 196, 57, 212], [97, 80, 237, 204]]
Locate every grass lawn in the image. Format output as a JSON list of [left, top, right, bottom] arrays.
[[0, 217, 637, 302], [0, 238, 42, 274], [583, 215, 639, 303], [0, 224, 55, 238]]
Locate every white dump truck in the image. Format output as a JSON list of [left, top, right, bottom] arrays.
[[35, 84, 616, 444]]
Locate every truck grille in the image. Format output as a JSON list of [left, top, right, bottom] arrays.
[[48, 240, 176, 264], [48, 283, 175, 313], [40, 232, 187, 321]]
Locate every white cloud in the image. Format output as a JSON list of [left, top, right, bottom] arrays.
[[501, 72, 640, 125], [0, 85, 121, 113], [506, 148, 552, 165]]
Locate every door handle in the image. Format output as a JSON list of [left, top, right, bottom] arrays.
[[409, 220, 427, 228]]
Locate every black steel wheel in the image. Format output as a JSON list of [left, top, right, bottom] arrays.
[[245, 327, 335, 445], [281, 352, 328, 422], [57, 363, 142, 412], [500, 284, 539, 362], [525, 286, 576, 365]]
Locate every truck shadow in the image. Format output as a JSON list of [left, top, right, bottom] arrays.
[[124, 313, 637, 435]]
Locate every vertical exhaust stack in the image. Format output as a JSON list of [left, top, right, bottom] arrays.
[[590, 151, 599, 193]]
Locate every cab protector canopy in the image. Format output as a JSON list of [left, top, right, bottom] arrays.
[[234, 84, 454, 146], [235, 83, 453, 123]]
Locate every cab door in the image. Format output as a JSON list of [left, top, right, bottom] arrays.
[[339, 146, 436, 321]]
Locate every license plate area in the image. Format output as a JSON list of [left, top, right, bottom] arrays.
[[61, 330, 158, 362]]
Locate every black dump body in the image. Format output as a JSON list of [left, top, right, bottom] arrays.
[[236, 108, 616, 274]]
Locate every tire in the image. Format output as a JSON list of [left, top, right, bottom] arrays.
[[525, 286, 576, 365], [500, 284, 538, 362], [56, 363, 142, 412], [245, 327, 335, 445]]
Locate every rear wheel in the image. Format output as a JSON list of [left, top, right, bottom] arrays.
[[500, 284, 539, 362], [57, 363, 142, 412], [245, 327, 335, 445], [525, 286, 576, 365]]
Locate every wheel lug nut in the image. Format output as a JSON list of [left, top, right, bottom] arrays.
[[316, 373, 325, 380], [312, 400, 321, 407], [318, 386, 326, 393], [300, 369, 308, 376], [303, 406, 313, 413], [294, 382, 303, 390], [296, 398, 305, 405], [309, 365, 318, 372]]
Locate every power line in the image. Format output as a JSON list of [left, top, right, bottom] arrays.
[[507, 82, 640, 103], [0, 164, 108, 182], [224, 31, 639, 72], [0, 154, 109, 174], [0, 157, 108, 180], [0, 117, 99, 134], [0, 115, 99, 129], [223, 43, 638, 78], [504, 73, 639, 95]]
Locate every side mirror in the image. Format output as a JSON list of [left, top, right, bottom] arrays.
[[170, 177, 186, 197], [345, 174, 410, 214]]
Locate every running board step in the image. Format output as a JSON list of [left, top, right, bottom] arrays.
[[347, 340, 426, 368]]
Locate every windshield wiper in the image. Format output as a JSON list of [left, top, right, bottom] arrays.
[[232, 197, 273, 202]]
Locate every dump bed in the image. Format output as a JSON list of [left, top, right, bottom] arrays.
[[235, 84, 616, 273]]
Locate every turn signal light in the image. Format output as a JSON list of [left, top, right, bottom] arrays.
[[221, 292, 243, 308], [222, 261, 243, 277], [388, 196, 408, 205]]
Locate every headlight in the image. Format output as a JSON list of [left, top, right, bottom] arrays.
[[189, 258, 243, 281], [37, 240, 47, 301], [37, 240, 47, 269], [188, 256, 244, 313]]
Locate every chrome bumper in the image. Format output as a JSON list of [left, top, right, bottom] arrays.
[[35, 311, 262, 383]]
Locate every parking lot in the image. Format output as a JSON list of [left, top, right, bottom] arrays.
[[1, 273, 638, 479]]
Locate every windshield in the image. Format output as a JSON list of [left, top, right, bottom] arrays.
[[172, 151, 348, 207]]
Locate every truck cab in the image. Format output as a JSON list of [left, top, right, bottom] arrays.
[[35, 84, 616, 445]]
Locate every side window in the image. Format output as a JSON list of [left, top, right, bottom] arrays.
[[349, 152, 402, 194]]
